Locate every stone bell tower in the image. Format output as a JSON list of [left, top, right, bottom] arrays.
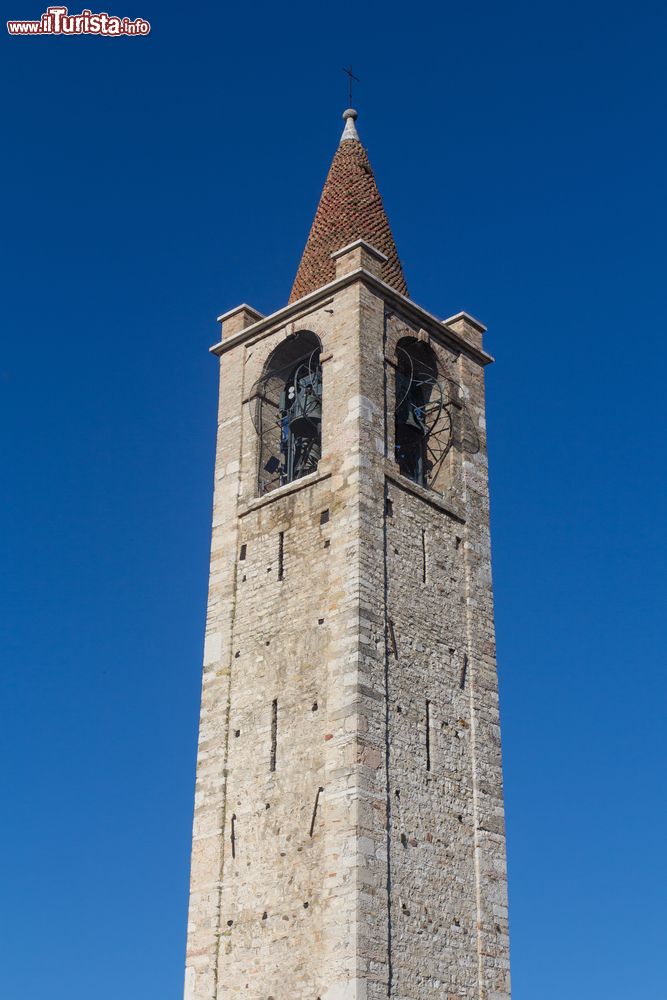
[[184, 108, 511, 1000]]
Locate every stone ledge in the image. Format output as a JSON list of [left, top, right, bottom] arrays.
[[238, 469, 333, 517], [385, 466, 466, 523]]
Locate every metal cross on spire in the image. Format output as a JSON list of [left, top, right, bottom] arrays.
[[342, 65, 360, 107]]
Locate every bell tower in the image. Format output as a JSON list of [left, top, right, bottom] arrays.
[[184, 108, 511, 1000]]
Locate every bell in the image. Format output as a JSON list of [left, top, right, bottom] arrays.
[[396, 389, 427, 436], [403, 404, 427, 434], [287, 373, 322, 436]]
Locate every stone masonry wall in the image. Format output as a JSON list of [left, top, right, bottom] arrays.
[[184, 272, 510, 1000]]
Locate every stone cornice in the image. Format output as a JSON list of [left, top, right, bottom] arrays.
[[330, 238, 388, 263], [442, 310, 487, 333], [212, 271, 494, 366], [217, 303, 264, 324]]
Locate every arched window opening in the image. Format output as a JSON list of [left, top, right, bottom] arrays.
[[394, 338, 448, 489], [250, 332, 323, 495], [279, 352, 322, 484]]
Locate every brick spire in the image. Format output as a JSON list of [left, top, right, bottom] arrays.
[[289, 109, 408, 303]]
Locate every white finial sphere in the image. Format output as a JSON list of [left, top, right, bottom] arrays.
[[343, 108, 358, 121]]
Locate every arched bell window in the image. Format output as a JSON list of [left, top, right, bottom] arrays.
[[250, 332, 323, 495], [394, 338, 444, 488]]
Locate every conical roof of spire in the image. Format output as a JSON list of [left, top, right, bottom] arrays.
[[289, 109, 408, 303]]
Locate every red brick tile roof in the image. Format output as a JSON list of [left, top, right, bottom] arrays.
[[289, 126, 408, 303]]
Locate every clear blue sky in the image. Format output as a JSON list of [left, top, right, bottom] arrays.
[[2, 1, 666, 997]]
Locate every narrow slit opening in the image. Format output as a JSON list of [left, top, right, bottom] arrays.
[[270, 699, 278, 771], [425, 699, 431, 771], [277, 532, 284, 581], [460, 654, 468, 691], [421, 528, 427, 583], [309, 786, 324, 837]]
